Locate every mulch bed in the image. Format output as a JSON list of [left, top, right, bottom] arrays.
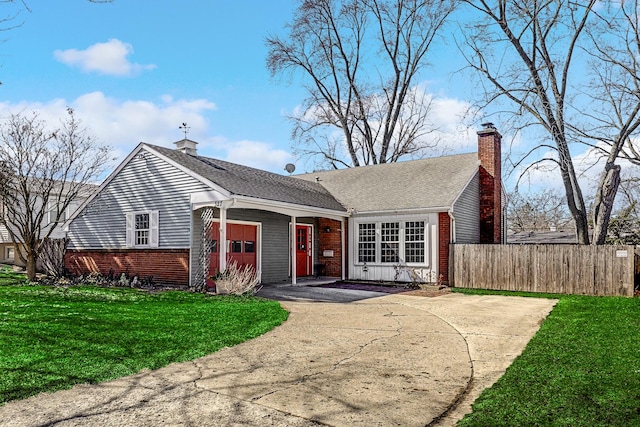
[[318, 282, 451, 298]]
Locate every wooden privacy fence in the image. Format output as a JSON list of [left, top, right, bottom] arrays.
[[450, 244, 636, 297]]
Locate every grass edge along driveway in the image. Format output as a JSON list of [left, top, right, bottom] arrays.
[[455, 288, 640, 427], [0, 279, 288, 404]]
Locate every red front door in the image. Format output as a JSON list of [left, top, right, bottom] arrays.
[[208, 223, 257, 286], [296, 225, 312, 277]]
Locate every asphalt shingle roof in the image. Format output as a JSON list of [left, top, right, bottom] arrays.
[[147, 144, 346, 212], [296, 153, 480, 212]]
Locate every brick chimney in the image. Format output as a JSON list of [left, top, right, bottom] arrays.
[[477, 123, 502, 243], [174, 138, 198, 156]]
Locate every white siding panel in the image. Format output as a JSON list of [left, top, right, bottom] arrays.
[[68, 153, 211, 249], [453, 173, 480, 243], [228, 209, 290, 284]]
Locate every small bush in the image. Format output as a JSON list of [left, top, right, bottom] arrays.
[[37, 271, 156, 290], [213, 261, 260, 296]]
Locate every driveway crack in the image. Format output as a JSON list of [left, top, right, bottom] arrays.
[[252, 306, 403, 402]]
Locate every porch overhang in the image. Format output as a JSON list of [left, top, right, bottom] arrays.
[[190, 191, 348, 220], [189, 191, 348, 290]]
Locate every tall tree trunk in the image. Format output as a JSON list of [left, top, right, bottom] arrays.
[[592, 164, 621, 245], [555, 128, 591, 244], [26, 251, 37, 282]]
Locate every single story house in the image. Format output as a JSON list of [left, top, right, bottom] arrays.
[[64, 123, 504, 288]]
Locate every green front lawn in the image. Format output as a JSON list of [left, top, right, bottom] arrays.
[[0, 270, 288, 404], [455, 288, 640, 427]]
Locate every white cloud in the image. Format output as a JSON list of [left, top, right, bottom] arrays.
[[510, 141, 640, 199], [428, 96, 480, 154], [54, 39, 156, 76], [0, 92, 295, 176], [290, 86, 482, 166], [225, 140, 294, 172]]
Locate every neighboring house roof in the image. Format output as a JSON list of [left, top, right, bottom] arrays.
[[507, 230, 579, 244], [296, 153, 480, 213], [146, 144, 346, 212]]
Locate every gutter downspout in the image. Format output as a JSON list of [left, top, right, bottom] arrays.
[[448, 209, 456, 286], [448, 210, 456, 243], [341, 218, 346, 281]]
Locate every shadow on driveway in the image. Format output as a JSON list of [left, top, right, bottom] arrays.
[[0, 292, 557, 426], [256, 283, 393, 302]]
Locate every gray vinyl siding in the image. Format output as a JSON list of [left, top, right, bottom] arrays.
[[228, 209, 291, 284], [453, 172, 480, 243], [190, 208, 297, 285], [0, 224, 9, 243], [68, 153, 210, 249]]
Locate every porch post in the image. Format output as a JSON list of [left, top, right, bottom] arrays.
[[341, 218, 346, 281], [291, 215, 297, 285], [220, 206, 228, 272]]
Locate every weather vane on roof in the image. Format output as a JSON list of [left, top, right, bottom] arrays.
[[179, 122, 190, 139]]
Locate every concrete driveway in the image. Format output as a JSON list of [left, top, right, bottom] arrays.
[[0, 290, 556, 426]]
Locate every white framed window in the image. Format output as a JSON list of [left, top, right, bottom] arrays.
[[126, 211, 159, 248], [404, 221, 425, 263], [358, 223, 376, 263], [5, 247, 14, 261], [355, 219, 427, 264], [381, 222, 399, 263], [47, 201, 68, 224]]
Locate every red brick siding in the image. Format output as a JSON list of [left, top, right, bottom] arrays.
[[64, 249, 190, 286], [479, 166, 496, 243], [318, 218, 343, 277], [477, 128, 502, 243], [438, 212, 451, 283]]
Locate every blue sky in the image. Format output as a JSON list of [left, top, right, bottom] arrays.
[[2, 0, 618, 199], [0, 0, 486, 176]]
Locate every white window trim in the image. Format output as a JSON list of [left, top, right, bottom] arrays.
[[404, 220, 427, 264], [357, 222, 377, 264], [354, 218, 429, 266], [126, 210, 159, 248]]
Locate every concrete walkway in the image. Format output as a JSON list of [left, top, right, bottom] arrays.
[[0, 292, 556, 426]]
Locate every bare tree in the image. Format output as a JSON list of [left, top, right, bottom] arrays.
[[0, 109, 110, 280], [39, 237, 69, 278], [507, 189, 573, 233], [266, 0, 456, 168], [605, 176, 640, 244], [459, 0, 598, 243], [562, 1, 640, 243]]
